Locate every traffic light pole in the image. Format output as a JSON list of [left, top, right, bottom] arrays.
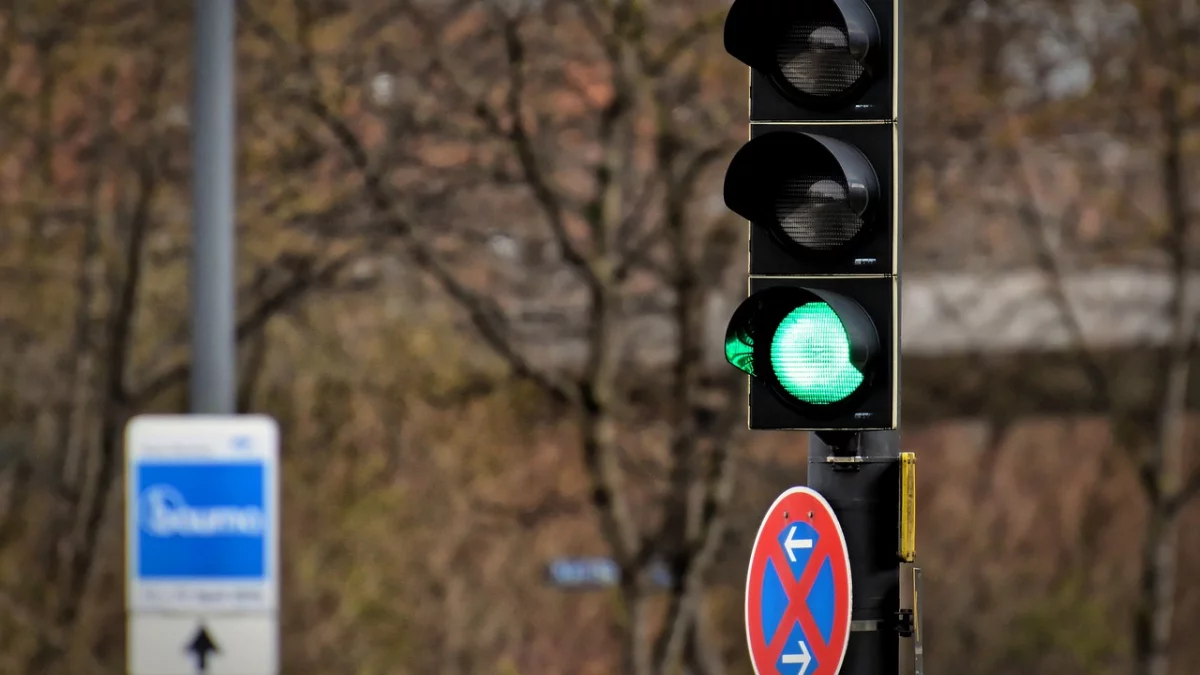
[[808, 431, 903, 675]]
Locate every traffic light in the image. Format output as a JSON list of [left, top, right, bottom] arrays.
[[722, 0, 900, 431]]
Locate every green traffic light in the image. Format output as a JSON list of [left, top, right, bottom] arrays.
[[769, 302, 863, 404]]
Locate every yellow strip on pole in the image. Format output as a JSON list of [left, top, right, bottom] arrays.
[[899, 452, 916, 562]]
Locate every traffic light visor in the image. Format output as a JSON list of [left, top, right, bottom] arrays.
[[726, 287, 880, 411], [725, 0, 882, 109], [724, 132, 881, 257]]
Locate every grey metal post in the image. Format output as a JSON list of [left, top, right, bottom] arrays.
[[190, 0, 237, 414]]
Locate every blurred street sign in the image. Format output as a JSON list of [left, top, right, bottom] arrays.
[[746, 487, 851, 675], [125, 415, 280, 675], [129, 615, 276, 675], [546, 557, 674, 590]]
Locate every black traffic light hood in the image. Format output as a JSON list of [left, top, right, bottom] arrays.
[[723, 131, 882, 257], [724, 0, 882, 109]]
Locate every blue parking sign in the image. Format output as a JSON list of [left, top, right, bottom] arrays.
[[136, 462, 268, 579], [125, 414, 279, 615]]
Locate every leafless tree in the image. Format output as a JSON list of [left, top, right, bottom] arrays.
[[0, 3, 388, 671], [989, 2, 1200, 674], [241, 0, 745, 672]]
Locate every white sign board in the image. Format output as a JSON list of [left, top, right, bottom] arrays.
[[125, 414, 279, 675]]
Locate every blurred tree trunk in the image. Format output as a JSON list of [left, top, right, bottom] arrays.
[[1132, 43, 1193, 675], [1128, 5, 1200, 673]]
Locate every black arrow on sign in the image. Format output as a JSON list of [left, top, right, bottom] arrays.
[[185, 624, 219, 673]]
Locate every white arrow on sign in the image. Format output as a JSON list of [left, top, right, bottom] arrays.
[[784, 525, 814, 562], [781, 639, 812, 675]]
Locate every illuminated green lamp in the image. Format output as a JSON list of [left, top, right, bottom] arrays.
[[724, 286, 878, 414], [770, 302, 863, 404]]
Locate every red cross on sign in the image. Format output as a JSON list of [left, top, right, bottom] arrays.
[[745, 487, 852, 675]]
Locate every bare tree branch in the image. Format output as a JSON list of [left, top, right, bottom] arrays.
[[399, 7, 603, 290], [1008, 140, 1111, 410], [66, 137, 163, 604], [654, 401, 740, 673], [133, 249, 356, 405], [469, 490, 588, 530], [650, 123, 735, 671], [0, 586, 107, 675], [304, 93, 577, 403], [493, 17, 599, 288], [641, 9, 726, 76], [1169, 467, 1200, 515]]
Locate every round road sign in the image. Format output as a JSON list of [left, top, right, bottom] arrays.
[[745, 486, 852, 675]]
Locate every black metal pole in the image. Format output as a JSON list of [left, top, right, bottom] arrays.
[[809, 430, 902, 675]]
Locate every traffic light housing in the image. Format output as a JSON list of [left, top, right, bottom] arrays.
[[725, 126, 895, 276], [722, 0, 900, 431], [726, 279, 896, 430]]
